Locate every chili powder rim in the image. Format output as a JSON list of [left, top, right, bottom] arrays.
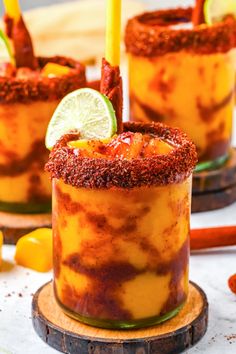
[[125, 7, 236, 57], [0, 55, 86, 103], [46, 121, 198, 189]]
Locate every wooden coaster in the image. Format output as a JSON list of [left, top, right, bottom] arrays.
[[32, 281, 208, 354], [0, 212, 51, 244], [193, 148, 236, 193], [192, 148, 236, 212]]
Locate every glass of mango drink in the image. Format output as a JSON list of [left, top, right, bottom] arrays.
[[0, 12, 86, 213], [0, 57, 85, 213], [46, 99, 197, 328], [125, 7, 236, 172]]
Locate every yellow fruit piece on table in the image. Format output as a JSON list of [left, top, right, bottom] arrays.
[[41, 63, 71, 77], [15, 228, 52, 272], [0, 231, 3, 268]]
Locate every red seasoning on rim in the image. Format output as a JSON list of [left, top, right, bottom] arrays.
[[46, 121, 197, 189], [125, 7, 236, 57]]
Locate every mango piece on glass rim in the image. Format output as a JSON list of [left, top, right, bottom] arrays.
[[41, 63, 71, 78], [0, 231, 3, 268], [15, 228, 52, 272]]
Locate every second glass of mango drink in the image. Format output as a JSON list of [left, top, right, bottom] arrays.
[[0, 0, 86, 213], [125, 3, 236, 171], [45, 0, 198, 329]]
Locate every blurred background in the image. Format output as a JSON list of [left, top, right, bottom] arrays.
[[0, 0, 195, 111], [1, 0, 194, 13], [0, 0, 194, 62]]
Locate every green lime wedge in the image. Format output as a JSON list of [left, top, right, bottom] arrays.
[[45, 88, 117, 150], [0, 30, 15, 65], [204, 0, 236, 25]]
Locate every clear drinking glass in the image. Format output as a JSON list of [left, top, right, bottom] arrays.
[[125, 8, 236, 171]]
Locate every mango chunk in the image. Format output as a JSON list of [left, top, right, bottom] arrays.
[[0, 231, 3, 268], [144, 138, 173, 156], [41, 63, 71, 77], [15, 228, 52, 272]]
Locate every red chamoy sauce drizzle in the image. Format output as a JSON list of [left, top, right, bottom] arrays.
[[69, 132, 174, 160]]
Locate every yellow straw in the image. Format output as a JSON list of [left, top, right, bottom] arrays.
[[105, 0, 121, 67], [3, 0, 21, 21]]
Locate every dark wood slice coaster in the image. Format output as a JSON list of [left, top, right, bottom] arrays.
[[87, 80, 100, 91], [32, 281, 208, 354], [192, 183, 236, 213], [0, 212, 51, 244], [193, 148, 236, 194]]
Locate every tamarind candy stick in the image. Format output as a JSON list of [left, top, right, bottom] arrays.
[[192, 0, 205, 26], [190, 225, 236, 250], [3, 0, 38, 69]]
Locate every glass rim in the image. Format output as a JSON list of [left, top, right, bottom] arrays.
[[125, 7, 236, 57], [46, 121, 197, 190]]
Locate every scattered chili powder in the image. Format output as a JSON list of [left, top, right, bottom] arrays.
[[228, 274, 236, 294], [192, 0, 205, 26]]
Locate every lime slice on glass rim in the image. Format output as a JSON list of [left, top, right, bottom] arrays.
[[204, 0, 236, 25], [45, 88, 117, 150], [0, 30, 15, 65]]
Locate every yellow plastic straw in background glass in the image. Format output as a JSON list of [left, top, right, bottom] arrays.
[[105, 0, 121, 66]]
